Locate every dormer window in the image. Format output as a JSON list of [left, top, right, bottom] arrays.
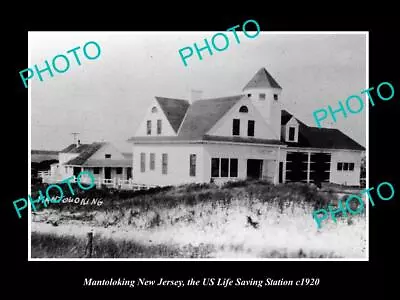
[[288, 127, 296, 141], [259, 93, 266, 100], [274, 94, 278, 101], [239, 105, 248, 113], [151, 106, 158, 113], [105, 154, 111, 159]]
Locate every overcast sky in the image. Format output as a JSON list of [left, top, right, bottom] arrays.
[[29, 32, 367, 152]]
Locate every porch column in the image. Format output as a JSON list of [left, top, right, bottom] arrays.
[[274, 147, 281, 185], [307, 152, 311, 183]]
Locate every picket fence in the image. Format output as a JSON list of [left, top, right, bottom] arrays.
[[37, 171, 158, 191]]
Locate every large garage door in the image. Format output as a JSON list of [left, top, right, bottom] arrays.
[[286, 152, 308, 182], [310, 153, 331, 183]]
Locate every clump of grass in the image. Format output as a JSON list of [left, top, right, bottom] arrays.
[[31, 232, 215, 258]]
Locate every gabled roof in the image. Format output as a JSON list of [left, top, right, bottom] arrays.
[[64, 142, 106, 165], [281, 110, 293, 125], [155, 97, 190, 133], [243, 67, 282, 91], [178, 95, 244, 139], [129, 94, 286, 145], [281, 110, 365, 151], [60, 143, 93, 154]]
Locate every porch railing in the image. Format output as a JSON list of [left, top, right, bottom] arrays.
[[37, 171, 158, 191]]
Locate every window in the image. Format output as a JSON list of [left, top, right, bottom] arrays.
[[162, 153, 168, 175], [274, 94, 278, 101], [150, 153, 155, 170], [221, 158, 229, 177], [230, 159, 238, 177], [140, 153, 146, 172], [248, 120, 255, 137], [157, 119, 162, 134], [239, 105, 248, 113], [212, 158, 238, 178], [232, 119, 240, 136], [211, 158, 220, 177], [247, 93, 251, 97], [151, 106, 158, 113], [127, 167, 132, 179], [105, 154, 111, 159], [147, 120, 151, 135], [190, 154, 196, 177], [93, 167, 100, 174], [116, 167, 122, 174], [338, 162, 354, 171], [288, 127, 296, 141], [259, 93, 266, 100]]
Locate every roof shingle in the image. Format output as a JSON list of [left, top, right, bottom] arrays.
[[281, 110, 365, 151], [178, 95, 243, 139], [65, 143, 105, 165], [243, 68, 282, 90], [155, 97, 190, 133]]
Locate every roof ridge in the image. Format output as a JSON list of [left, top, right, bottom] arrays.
[[155, 96, 189, 103], [191, 94, 244, 102]]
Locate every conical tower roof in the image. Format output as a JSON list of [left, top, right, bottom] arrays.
[[243, 67, 282, 90]]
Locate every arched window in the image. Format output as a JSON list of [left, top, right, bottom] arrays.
[[239, 105, 248, 113], [151, 106, 158, 113]]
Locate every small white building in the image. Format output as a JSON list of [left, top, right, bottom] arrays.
[[128, 67, 365, 187], [44, 141, 133, 188]]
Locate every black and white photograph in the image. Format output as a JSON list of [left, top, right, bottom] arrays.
[[28, 31, 367, 260]]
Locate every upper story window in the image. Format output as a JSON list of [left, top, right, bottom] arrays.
[[147, 120, 151, 135], [105, 154, 111, 159], [248, 120, 255, 137], [239, 106, 248, 113], [259, 93, 266, 100], [232, 119, 240, 136], [288, 127, 296, 141], [157, 119, 162, 134], [151, 106, 158, 113], [274, 94, 278, 101]]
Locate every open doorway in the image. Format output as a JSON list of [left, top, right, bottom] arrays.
[[247, 159, 263, 180], [105, 167, 111, 179], [279, 162, 283, 183]]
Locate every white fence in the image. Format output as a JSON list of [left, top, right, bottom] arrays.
[[37, 172, 159, 191]]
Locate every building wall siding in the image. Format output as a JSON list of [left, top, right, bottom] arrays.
[[329, 150, 361, 186], [207, 98, 278, 140], [132, 144, 205, 186], [134, 100, 176, 137], [203, 143, 280, 185]]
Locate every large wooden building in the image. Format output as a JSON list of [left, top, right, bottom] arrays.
[[128, 67, 365, 187]]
